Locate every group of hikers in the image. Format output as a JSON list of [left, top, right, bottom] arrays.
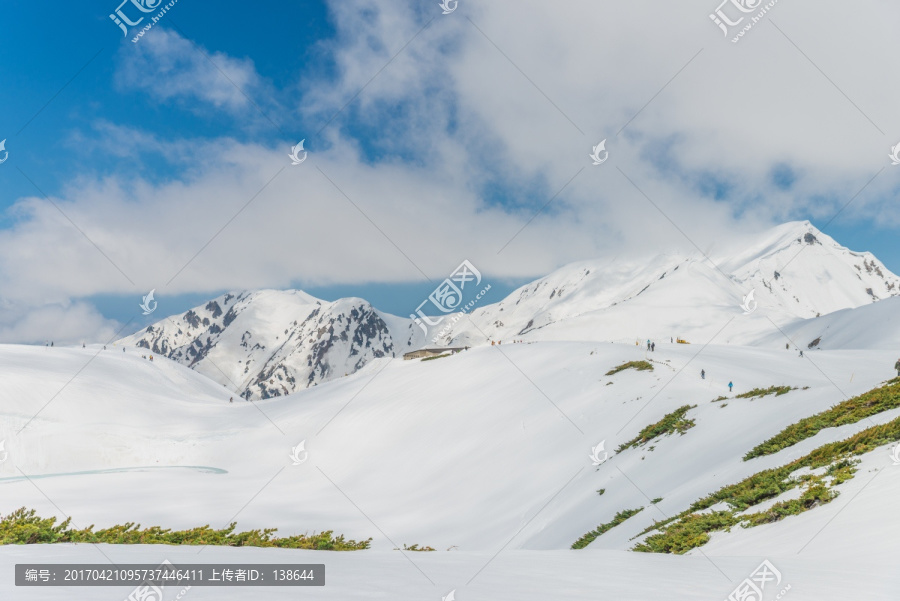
[[75, 342, 154, 361], [637, 338, 680, 350]]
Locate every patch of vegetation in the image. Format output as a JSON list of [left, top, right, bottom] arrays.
[[634, 511, 738, 554], [596, 489, 606, 496], [617, 405, 697, 453], [651, 497, 663, 504], [734, 386, 795, 399], [632, 413, 900, 554], [421, 353, 451, 362], [744, 378, 900, 460], [605, 361, 654, 376], [571, 508, 644, 549], [719, 403, 728, 408], [400, 543, 435, 552], [711, 396, 727, 403], [0, 509, 371, 550]]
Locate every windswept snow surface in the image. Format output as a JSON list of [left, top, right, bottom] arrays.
[[1, 336, 898, 599]]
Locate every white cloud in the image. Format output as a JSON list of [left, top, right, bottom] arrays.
[[3, 1, 900, 342], [0, 300, 119, 345], [115, 28, 278, 120]]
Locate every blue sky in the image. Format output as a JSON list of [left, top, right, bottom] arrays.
[[1, 0, 898, 342]]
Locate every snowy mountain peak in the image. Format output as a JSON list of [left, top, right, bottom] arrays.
[[434, 222, 899, 346], [121, 289, 423, 400], [724, 221, 899, 316]]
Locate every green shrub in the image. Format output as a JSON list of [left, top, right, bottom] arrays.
[[401, 544, 435, 551], [744, 379, 900, 460], [0, 509, 370, 550], [572, 508, 643, 549], [617, 405, 696, 452], [734, 386, 795, 399], [633, 511, 737, 554], [605, 361, 654, 376], [630, 413, 900, 554]]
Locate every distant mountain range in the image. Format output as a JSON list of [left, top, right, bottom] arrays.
[[121, 221, 900, 400]]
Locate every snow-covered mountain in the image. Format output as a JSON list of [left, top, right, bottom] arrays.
[[8, 220, 900, 599], [121, 290, 424, 400], [121, 221, 899, 400], [435, 221, 900, 346]]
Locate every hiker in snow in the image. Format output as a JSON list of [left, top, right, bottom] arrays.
[[229, 397, 233, 403], [895, 358, 900, 377], [671, 337, 673, 344], [786, 343, 789, 350], [728, 381, 734, 392], [799, 350, 804, 358], [82, 343, 85, 348], [50, 341, 53, 347], [651, 342, 656, 352], [646, 339, 651, 350], [701, 369, 705, 380]]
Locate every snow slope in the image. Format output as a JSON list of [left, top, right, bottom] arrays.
[[754, 295, 900, 351], [1, 336, 898, 599]]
